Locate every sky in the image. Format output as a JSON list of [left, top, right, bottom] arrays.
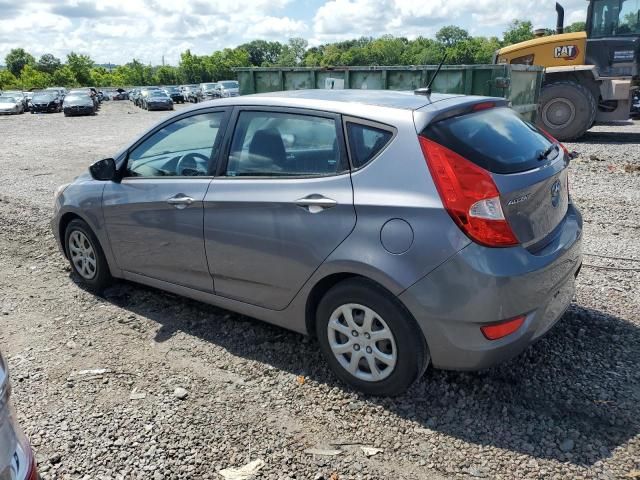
[[0, 0, 589, 66]]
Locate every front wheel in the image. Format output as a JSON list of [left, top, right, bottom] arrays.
[[316, 278, 429, 396], [64, 219, 113, 291], [537, 81, 596, 141]]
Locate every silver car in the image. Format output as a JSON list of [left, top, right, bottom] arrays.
[[52, 90, 582, 396], [0, 95, 25, 115], [0, 351, 40, 479]]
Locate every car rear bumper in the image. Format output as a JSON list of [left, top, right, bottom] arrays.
[[399, 203, 583, 370], [147, 103, 173, 110]]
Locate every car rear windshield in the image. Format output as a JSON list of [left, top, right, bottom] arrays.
[[421, 107, 555, 174]]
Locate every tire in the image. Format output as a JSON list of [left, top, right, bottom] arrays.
[[316, 278, 429, 396], [537, 81, 597, 141], [64, 219, 113, 291]]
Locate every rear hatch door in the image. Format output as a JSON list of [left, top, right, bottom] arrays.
[[422, 106, 569, 248]]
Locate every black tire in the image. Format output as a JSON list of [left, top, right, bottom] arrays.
[[316, 278, 429, 396], [537, 81, 597, 141], [64, 219, 113, 292]]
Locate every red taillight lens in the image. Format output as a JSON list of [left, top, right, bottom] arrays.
[[480, 315, 526, 340], [419, 137, 519, 247]]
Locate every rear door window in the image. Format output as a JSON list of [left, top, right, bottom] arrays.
[[225, 111, 343, 177], [422, 107, 555, 174], [346, 122, 394, 169]]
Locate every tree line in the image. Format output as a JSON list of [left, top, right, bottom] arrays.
[[0, 20, 585, 90]]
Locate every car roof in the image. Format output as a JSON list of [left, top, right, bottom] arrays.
[[247, 89, 462, 111]]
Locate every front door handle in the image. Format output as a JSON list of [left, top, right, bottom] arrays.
[[295, 195, 337, 213], [167, 195, 194, 209]]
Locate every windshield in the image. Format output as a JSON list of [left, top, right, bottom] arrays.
[[202, 83, 216, 90], [33, 93, 54, 100], [65, 95, 88, 101], [590, 0, 640, 36], [151, 91, 168, 97], [0, 96, 15, 102], [220, 81, 238, 88]]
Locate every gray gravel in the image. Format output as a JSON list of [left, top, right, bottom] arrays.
[[0, 101, 639, 479]]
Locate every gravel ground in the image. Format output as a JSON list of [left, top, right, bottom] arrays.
[[0, 101, 638, 480]]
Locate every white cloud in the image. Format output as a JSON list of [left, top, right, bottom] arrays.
[[0, 0, 591, 65]]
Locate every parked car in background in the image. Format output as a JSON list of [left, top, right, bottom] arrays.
[[45, 87, 66, 100], [0, 95, 25, 114], [163, 86, 185, 104], [0, 350, 40, 479], [63, 92, 97, 116], [632, 91, 640, 117], [23, 91, 33, 106], [198, 82, 219, 102], [143, 90, 173, 111], [2, 91, 28, 111], [113, 88, 128, 101], [52, 90, 582, 396], [29, 91, 62, 113], [182, 85, 200, 103], [214, 80, 240, 98], [68, 88, 99, 109]]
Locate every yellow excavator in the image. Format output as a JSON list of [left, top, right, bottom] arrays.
[[495, 1, 639, 140]]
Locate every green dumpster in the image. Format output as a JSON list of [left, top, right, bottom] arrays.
[[234, 64, 544, 121]]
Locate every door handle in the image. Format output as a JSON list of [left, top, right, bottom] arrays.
[[295, 195, 337, 213], [167, 195, 194, 209]]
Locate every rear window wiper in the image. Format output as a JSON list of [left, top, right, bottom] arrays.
[[538, 143, 558, 161]]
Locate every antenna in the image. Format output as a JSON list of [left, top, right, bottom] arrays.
[[415, 52, 447, 96]]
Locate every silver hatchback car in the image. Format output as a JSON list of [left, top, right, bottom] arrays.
[[52, 90, 582, 395]]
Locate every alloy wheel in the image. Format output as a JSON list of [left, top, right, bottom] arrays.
[[68, 230, 97, 280]]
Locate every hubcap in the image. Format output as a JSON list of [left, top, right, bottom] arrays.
[[327, 303, 397, 382], [542, 98, 576, 129], [68, 230, 97, 280]]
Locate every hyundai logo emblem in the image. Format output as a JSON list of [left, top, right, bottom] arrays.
[[550, 179, 561, 207]]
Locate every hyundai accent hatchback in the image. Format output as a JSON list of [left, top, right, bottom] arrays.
[[52, 90, 582, 396]]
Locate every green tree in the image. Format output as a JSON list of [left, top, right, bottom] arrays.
[[238, 40, 284, 66], [5, 48, 35, 77], [565, 21, 586, 33], [51, 65, 77, 87], [66, 52, 94, 85], [153, 65, 180, 85], [276, 38, 308, 66], [502, 20, 534, 46], [90, 67, 112, 87], [36, 54, 62, 75], [19, 65, 51, 89], [436, 26, 470, 47], [0, 70, 19, 89]]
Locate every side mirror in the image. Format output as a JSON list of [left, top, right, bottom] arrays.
[[89, 158, 117, 181]]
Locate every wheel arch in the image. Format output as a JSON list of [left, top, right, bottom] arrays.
[[304, 271, 409, 339], [543, 70, 601, 105]]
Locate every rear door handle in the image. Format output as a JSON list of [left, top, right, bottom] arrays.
[[295, 195, 337, 213], [167, 195, 194, 209]]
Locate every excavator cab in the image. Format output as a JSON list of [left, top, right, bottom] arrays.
[[586, 0, 640, 77], [495, 1, 638, 140]]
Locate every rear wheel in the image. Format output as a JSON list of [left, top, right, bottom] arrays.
[[537, 81, 596, 141], [316, 278, 429, 396], [64, 219, 112, 291]]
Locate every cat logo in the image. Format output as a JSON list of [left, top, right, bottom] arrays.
[[553, 45, 580, 60]]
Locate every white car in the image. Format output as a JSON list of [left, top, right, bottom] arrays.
[[0, 95, 25, 115]]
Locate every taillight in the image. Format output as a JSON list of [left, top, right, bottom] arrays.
[[481, 315, 526, 340], [419, 137, 519, 247]]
